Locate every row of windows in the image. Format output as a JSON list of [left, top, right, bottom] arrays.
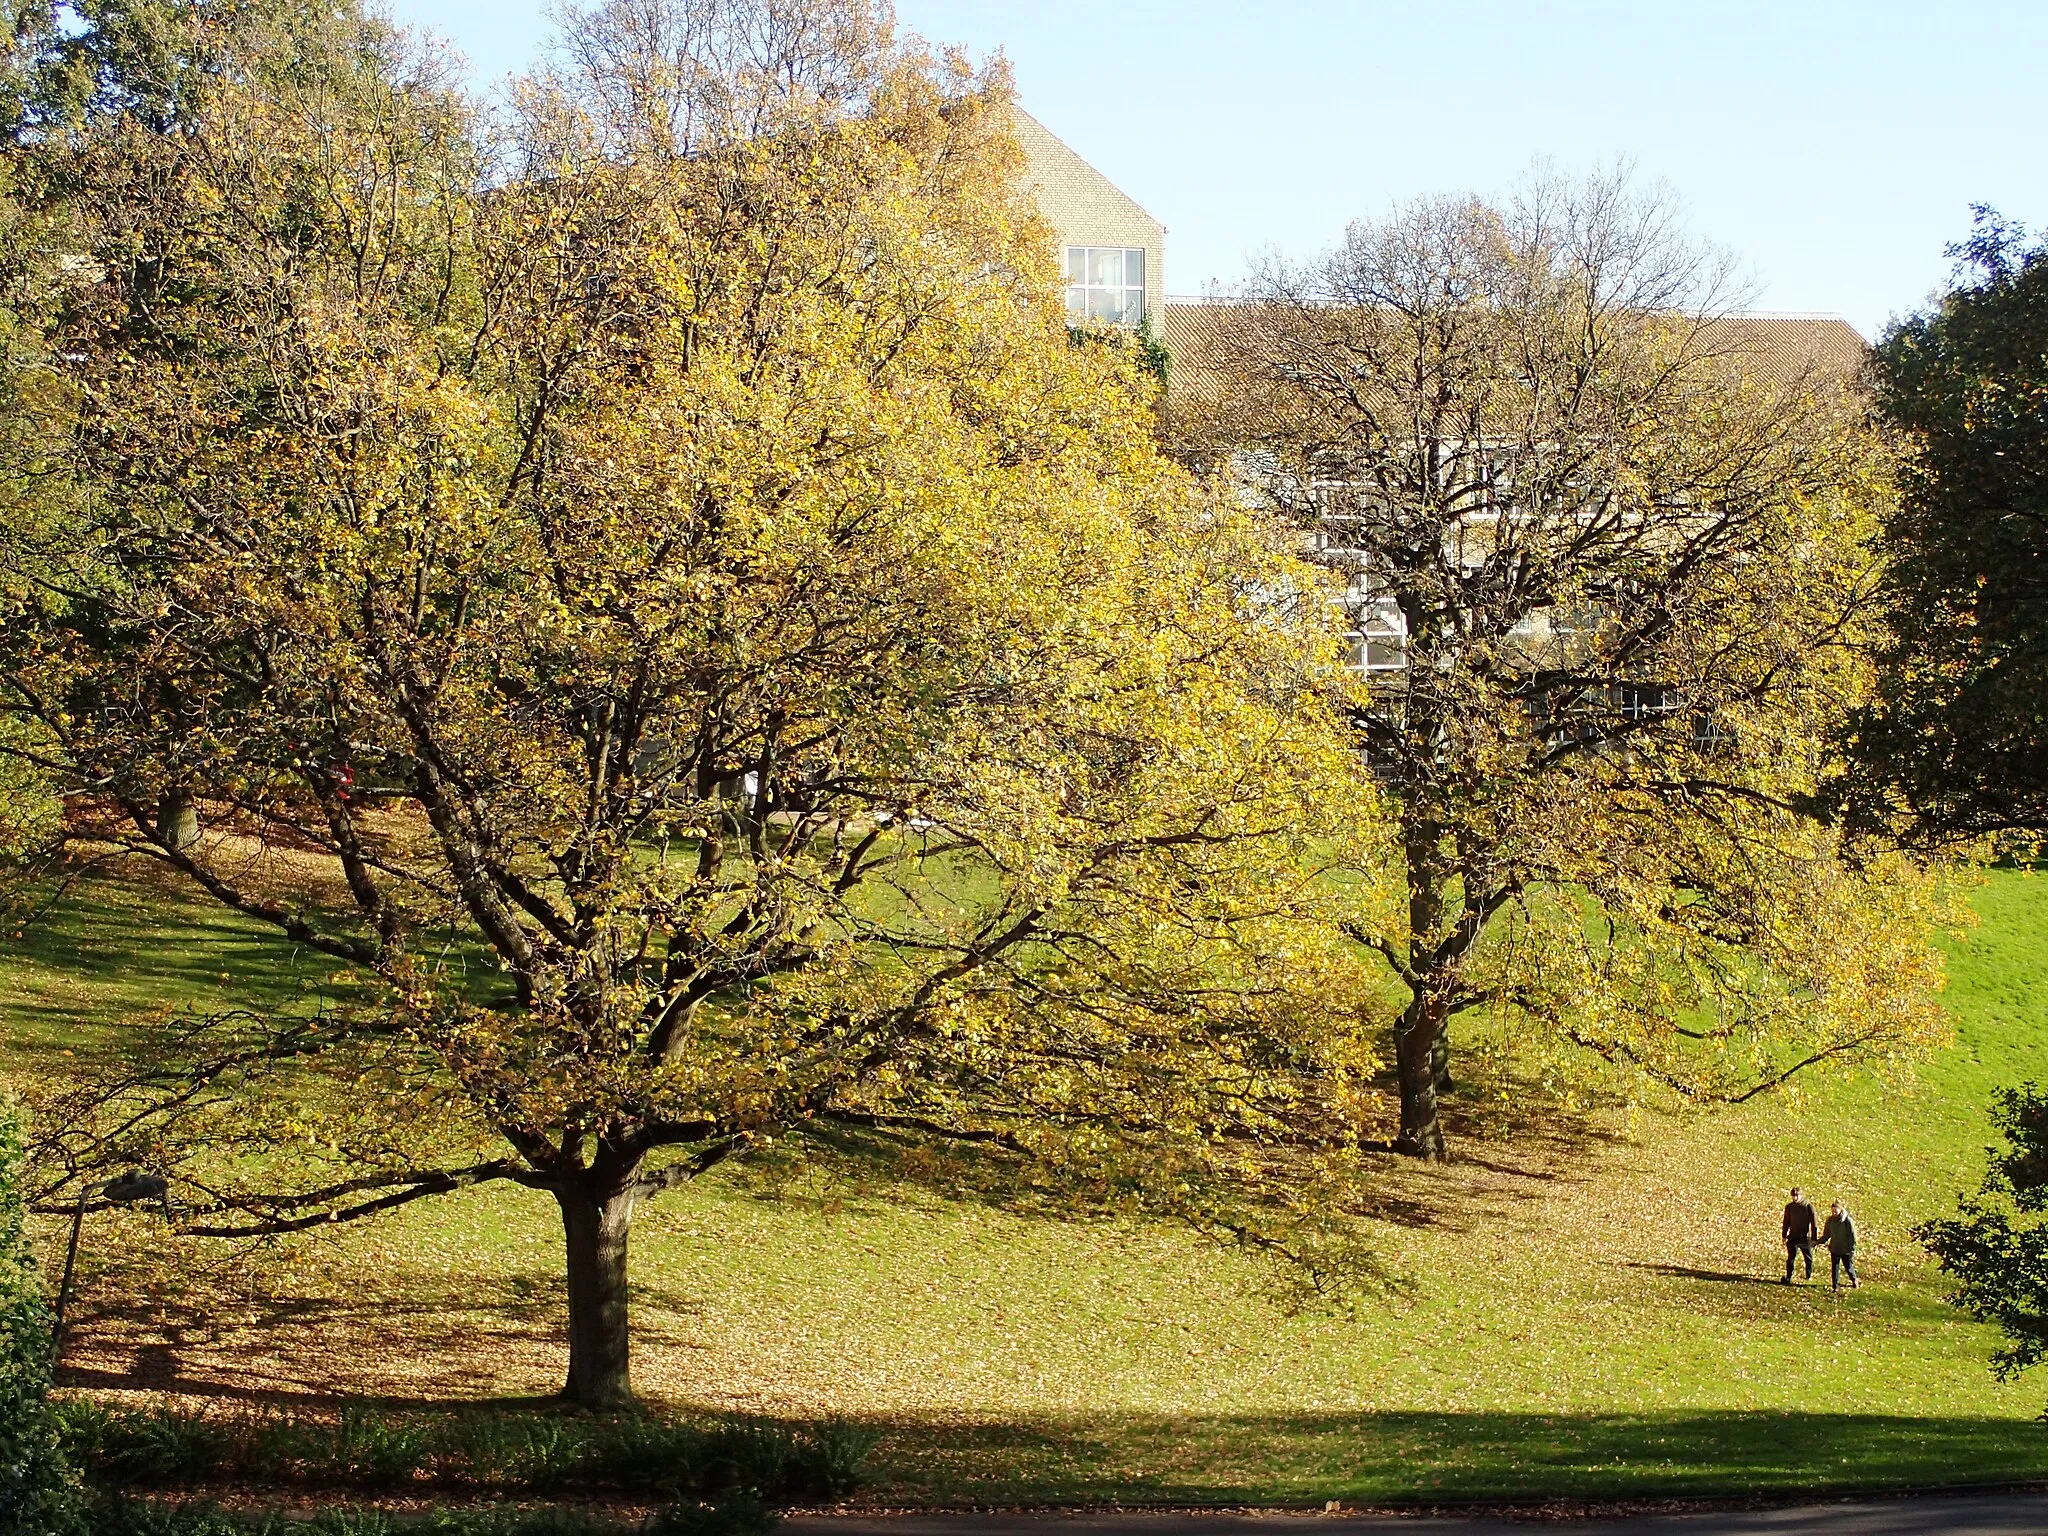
[[1065, 245, 1147, 327], [1336, 589, 1732, 748], [1339, 587, 1604, 675]]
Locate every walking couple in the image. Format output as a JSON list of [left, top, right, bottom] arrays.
[[1782, 1186, 1858, 1289]]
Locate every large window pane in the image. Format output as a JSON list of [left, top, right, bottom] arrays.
[[1364, 639, 1406, 671], [1065, 247, 1148, 329]]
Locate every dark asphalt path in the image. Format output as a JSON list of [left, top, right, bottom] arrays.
[[783, 1492, 2048, 1535]]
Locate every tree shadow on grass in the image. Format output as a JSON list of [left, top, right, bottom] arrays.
[[56, 1261, 580, 1405], [1612, 1261, 1961, 1330], [1626, 1261, 1783, 1287], [732, 1091, 1624, 1248]]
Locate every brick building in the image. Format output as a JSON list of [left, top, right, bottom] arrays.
[[1013, 108, 1165, 332]]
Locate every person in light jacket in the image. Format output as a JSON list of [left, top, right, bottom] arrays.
[[1822, 1200, 1859, 1291]]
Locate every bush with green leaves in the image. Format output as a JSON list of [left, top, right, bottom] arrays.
[[88, 1499, 675, 1535], [0, 1101, 84, 1533], [1918, 1082, 2048, 1388]]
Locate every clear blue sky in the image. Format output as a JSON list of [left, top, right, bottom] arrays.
[[393, 0, 2047, 339]]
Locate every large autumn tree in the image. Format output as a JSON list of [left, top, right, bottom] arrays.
[[1175, 175, 1953, 1159], [0, 0, 1377, 1405]]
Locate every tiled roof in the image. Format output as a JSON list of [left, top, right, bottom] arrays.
[[1691, 314, 1867, 389], [1161, 302, 1867, 399]]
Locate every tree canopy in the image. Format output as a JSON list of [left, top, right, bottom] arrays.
[[1844, 210, 2048, 846], [0, 0, 1379, 1405], [1174, 174, 1955, 1159]]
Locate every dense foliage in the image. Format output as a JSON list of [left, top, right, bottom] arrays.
[[62, 1396, 873, 1501], [0, 1103, 82, 1534], [1846, 210, 2048, 845]]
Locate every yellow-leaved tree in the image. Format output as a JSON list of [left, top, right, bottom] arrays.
[[0, 0, 1378, 1405], [1175, 177, 1957, 1159]]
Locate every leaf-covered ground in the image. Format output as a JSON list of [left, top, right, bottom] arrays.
[[7, 864, 2048, 1504]]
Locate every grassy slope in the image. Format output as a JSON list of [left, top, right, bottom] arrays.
[[5, 865, 2047, 1504]]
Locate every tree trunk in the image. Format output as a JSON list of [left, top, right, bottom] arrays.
[[1396, 824, 1450, 1160], [1431, 1024, 1454, 1094], [1393, 993, 1447, 1160], [556, 1180, 638, 1408], [155, 788, 200, 853]]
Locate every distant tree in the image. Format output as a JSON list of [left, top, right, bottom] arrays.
[[1841, 209, 2048, 846], [1176, 173, 1955, 1160], [0, 0, 1377, 1406]]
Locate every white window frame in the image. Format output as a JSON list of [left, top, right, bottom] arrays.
[[1338, 573, 1408, 674], [1065, 246, 1147, 327]]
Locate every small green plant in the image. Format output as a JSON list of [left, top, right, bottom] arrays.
[[325, 1406, 432, 1485], [801, 1421, 881, 1499]]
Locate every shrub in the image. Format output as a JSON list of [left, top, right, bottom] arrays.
[[63, 1402, 233, 1487], [0, 1101, 85, 1533]]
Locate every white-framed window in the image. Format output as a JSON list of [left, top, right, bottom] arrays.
[[1618, 682, 1680, 720], [1065, 246, 1146, 326], [1339, 575, 1407, 673]]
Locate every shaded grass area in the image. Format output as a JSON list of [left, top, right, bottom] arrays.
[[5, 865, 2048, 1505], [59, 1417, 2048, 1523], [62, 1397, 874, 1500], [855, 1408, 2048, 1504]]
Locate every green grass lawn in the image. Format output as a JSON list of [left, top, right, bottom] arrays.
[[0, 865, 361, 1065], [5, 861, 2048, 1506]]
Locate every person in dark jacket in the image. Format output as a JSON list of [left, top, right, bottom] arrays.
[[1782, 1187, 1818, 1282], [1822, 1201, 1859, 1290]]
